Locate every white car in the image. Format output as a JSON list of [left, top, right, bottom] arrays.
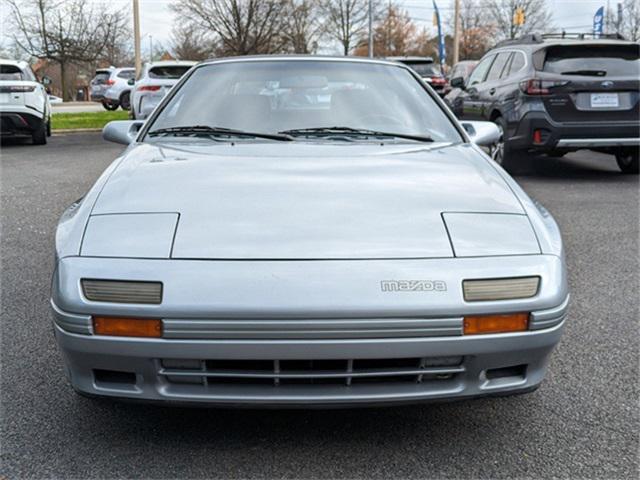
[[0, 59, 51, 145], [130, 60, 195, 119]]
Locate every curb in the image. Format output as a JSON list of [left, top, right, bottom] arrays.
[[53, 128, 102, 134]]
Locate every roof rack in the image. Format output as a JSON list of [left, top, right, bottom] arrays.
[[495, 31, 626, 48], [541, 32, 626, 40]]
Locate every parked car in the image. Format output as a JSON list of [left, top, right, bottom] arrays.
[[101, 67, 136, 111], [52, 56, 568, 407], [89, 67, 114, 103], [0, 59, 51, 144], [47, 94, 63, 105], [449, 33, 639, 173], [388, 56, 447, 96], [443, 60, 477, 101], [130, 60, 196, 119]]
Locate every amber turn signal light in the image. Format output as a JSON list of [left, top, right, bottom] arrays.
[[463, 313, 529, 335], [93, 316, 162, 338]]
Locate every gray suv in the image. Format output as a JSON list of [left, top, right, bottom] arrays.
[[90, 67, 135, 111], [449, 33, 639, 173]]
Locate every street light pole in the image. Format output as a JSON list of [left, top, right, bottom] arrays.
[[368, 0, 373, 58], [133, 0, 141, 77], [453, 0, 460, 64]]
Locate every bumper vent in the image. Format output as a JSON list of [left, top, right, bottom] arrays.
[[81, 279, 162, 304], [159, 356, 465, 388]]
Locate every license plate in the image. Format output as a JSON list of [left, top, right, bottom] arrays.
[[590, 93, 619, 108]]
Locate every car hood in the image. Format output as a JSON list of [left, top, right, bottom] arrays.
[[90, 141, 528, 259]]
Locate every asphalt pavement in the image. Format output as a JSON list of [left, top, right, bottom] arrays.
[[1, 133, 638, 479]]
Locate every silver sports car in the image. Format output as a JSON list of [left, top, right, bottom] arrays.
[[52, 56, 568, 407]]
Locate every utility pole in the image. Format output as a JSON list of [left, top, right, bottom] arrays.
[[149, 35, 153, 62], [133, 0, 141, 77], [453, 0, 460, 64], [368, 0, 373, 58]]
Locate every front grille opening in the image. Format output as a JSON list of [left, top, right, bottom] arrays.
[[207, 376, 274, 385], [206, 359, 273, 371], [280, 359, 346, 371], [354, 357, 420, 370], [352, 374, 417, 385], [94, 369, 136, 386], [160, 356, 465, 389], [162, 359, 202, 370], [165, 374, 204, 385]]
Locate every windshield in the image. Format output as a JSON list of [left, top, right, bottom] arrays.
[[148, 60, 461, 142], [542, 44, 639, 76]]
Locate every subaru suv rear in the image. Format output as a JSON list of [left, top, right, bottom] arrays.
[[388, 57, 447, 96], [451, 33, 639, 173]]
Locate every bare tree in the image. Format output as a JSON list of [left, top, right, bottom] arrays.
[[605, 0, 640, 41], [171, 0, 287, 56], [281, 0, 324, 53], [451, 0, 496, 60], [170, 24, 215, 61], [487, 0, 553, 40], [353, 3, 431, 57], [321, 0, 372, 55], [6, 0, 128, 100]]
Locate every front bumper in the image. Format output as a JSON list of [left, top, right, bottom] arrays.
[[52, 255, 568, 407], [510, 111, 640, 152], [53, 310, 566, 407]]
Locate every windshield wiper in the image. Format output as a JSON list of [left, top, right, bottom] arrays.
[[148, 125, 293, 141], [279, 126, 433, 143], [560, 69, 607, 76]]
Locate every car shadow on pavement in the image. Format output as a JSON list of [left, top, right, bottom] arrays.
[[514, 152, 634, 182], [72, 391, 540, 445]]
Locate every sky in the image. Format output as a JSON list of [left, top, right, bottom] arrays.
[[0, 0, 618, 58], [130, 0, 614, 54]]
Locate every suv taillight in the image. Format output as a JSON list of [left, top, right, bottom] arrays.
[[0, 85, 36, 93], [519, 79, 569, 95], [137, 85, 161, 92], [105, 79, 116, 86]]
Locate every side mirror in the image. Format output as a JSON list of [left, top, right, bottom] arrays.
[[102, 120, 144, 145], [450, 76, 465, 89], [127, 78, 135, 86], [460, 121, 501, 147]]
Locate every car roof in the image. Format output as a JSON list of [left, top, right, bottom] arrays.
[[386, 56, 435, 63], [199, 55, 416, 69], [147, 60, 197, 67]]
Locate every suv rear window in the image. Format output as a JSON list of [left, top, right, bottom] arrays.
[[149, 66, 192, 79], [0, 64, 25, 81], [117, 70, 135, 79], [401, 62, 440, 76], [92, 71, 111, 84], [542, 44, 640, 76]]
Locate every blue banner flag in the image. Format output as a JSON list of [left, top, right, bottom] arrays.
[[593, 6, 604, 37], [433, 0, 446, 67]]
